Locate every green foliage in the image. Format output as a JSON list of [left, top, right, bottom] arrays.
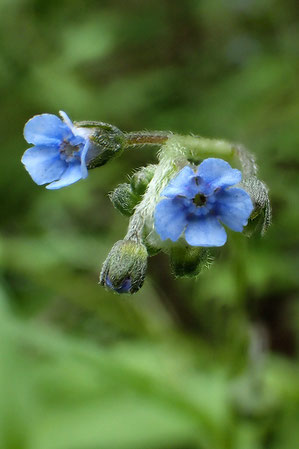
[[0, 0, 299, 448]]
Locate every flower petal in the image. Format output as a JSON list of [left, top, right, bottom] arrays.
[[154, 197, 188, 241], [162, 166, 198, 199], [185, 215, 227, 247], [215, 187, 254, 231], [21, 146, 66, 185], [46, 163, 82, 190], [24, 114, 71, 146], [59, 110, 74, 129], [80, 140, 90, 179], [197, 158, 242, 194]]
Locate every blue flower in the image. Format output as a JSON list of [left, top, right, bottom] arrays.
[[154, 158, 253, 247], [106, 276, 132, 294], [22, 111, 91, 189]]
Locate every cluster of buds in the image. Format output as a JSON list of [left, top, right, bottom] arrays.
[[22, 111, 271, 294]]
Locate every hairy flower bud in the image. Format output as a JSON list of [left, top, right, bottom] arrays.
[[100, 240, 148, 294], [76, 121, 126, 169], [109, 183, 140, 216], [130, 165, 156, 195], [170, 245, 211, 278]]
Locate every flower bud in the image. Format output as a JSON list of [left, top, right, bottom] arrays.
[[75, 121, 126, 169], [170, 245, 211, 278], [100, 240, 148, 294], [130, 165, 156, 195], [109, 183, 140, 217]]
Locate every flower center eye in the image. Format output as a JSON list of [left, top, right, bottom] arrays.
[[59, 141, 81, 161], [193, 193, 206, 207]]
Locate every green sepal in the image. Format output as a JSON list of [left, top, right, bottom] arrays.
[[243, 211, 267, 238], [109, 183, 140, 217], [241, 176, 271, 236], [143, 240, 161, 257], [170, 245, 211, 278]]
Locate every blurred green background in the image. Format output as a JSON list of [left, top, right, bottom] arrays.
[[1, 0, 299, 448]]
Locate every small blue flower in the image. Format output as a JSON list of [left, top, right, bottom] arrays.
[[106, 276, 132, 294], [22, 111, 91, 189], [154, 158, 253, 247]]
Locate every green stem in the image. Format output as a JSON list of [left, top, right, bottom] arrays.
[[124, 131, 170, 147], [125, 131, 235, 160], [168, 135, 235, 159]]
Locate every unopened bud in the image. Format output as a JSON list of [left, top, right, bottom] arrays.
[[109, 183, 140, 217], [100, 240, 148, 294], [130, 165, 156, 195]]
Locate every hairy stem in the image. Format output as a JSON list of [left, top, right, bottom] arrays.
[[124, 131, 170, 147], [125, 131, 235, 160]]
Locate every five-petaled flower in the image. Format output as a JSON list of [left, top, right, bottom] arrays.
[[154, 158, 253, 247], [22, 111, 91, 189]]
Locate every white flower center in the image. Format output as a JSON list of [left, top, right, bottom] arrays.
[[60, 141, 81, 162]]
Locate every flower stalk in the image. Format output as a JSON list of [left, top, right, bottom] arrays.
[[21, 111, 271, 294]]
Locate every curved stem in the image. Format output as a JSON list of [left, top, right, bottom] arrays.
[[125, 131, 235, 161]]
